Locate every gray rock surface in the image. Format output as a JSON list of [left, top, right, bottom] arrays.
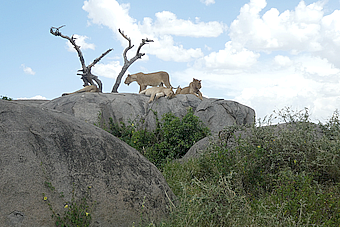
[[41, 93, 255, 134], [13, 99, 49, 107], [178, 137, 213, 162], [0, 100, 175, 227]]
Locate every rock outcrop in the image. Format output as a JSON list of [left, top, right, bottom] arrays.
[[41, 93, 255, 134], [0, 100, 176, 227], [178, 136, 213, 162]]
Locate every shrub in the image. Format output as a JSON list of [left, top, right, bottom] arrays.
[[108, 118, 157, 151], [159, 107, 340, 226], [1, 95, 12, 100], [226, 108, 340, 196], [105, 108, 210, 168], [148, 108, 210, 165]]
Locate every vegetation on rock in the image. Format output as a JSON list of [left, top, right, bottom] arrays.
[[106, 108, 211, 168], [1, 95, 12, 100], [161, 108, 340, 226], [99, 107, 340, 226]]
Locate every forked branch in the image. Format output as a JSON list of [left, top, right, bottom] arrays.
[[50, 25, 113, 92], [111, 29, 154, 93]]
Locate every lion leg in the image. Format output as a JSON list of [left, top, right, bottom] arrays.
[[197, 91, 203, 100], [191, 92, 201, 100], [148, 93, 156, 103], [139, 85, 147, 93], [62, 85, 98, 96], [163, 81, 172, 89], [155, 92, 165, 100]]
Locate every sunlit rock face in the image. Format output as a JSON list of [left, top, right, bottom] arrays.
[[42, 92, 255, 134], [0, 100, 175, 227]]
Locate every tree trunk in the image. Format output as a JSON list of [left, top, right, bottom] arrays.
[[111, 29, 153, 93]]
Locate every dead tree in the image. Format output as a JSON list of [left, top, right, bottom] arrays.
[[50, 25, 113, 92], [111, 29, 154, 93]]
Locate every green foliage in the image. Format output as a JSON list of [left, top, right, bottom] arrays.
[[43, 183, 95, 227], [157, 107, 340, 226], [319, 109, 340, 141], [106, 108, 210, 168], [109, 118, 157, 152], [155, 109, 210, 159], [1, 95, 12, 100], [258, 171, 340, 226]]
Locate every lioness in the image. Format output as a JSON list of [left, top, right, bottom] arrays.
[[124, 71, 172, 92], [176, 78, 203, 100], [139, 86, 175, 103], [62, 85, 100, 96]]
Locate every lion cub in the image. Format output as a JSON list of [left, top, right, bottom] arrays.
[[176, 78, 203, 100], [139, 86, 175, 103]]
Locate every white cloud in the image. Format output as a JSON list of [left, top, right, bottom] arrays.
[[66, 34, 95, 52], [229, 0, 324, 52], [139, 11, 225, 37], [92, 61, 123, 79], [147, 35, 204, 62], [21, 64, 35, 75], [297, 55, 340, 77], [83, 0, 225, 62], [322, 10, 340, 42], [233, 55, 340, 122], [273, 55, 292, 68], [319, 9, 340, 68], [200, 0, 215, 6], [17, 95, 47, 100], [83, 0, 140, 42], [203, 41, 260, 69]]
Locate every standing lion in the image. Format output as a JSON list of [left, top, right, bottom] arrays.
[[124, 71, 172, 92]]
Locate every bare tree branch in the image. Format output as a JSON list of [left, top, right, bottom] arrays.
[[111, 29, 154, 93], [50, 25, 113, 92], [88, 48, 113, 69]]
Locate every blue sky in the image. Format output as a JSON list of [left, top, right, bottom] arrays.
[[2, 0, 340, 122]]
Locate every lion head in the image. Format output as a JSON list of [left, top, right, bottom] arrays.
[[191, 78, 202, 91], [165, 87, 175, 99], [124, 74, 133, 85]]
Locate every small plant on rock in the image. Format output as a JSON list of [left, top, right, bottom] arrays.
[[43, 183, 95, 227]]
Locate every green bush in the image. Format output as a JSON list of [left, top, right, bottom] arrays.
[[159, 108, 340, 226], [106, 108, 210, 168], [259, 170, 340, 226], [148, 109, 210, 166], [109, 118, 157, 151], [1, 95, 12, 101]]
